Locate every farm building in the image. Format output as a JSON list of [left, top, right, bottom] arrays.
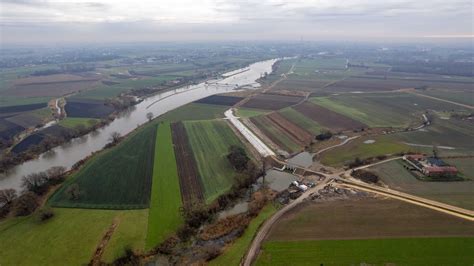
[[403, 155, 458, 177]]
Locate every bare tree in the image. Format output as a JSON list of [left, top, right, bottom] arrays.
[[146, 112, 154, 122], [0, 189, 17, 205], [108, 131, 121, 144], [46, 166, 66, 184], [22, 172, 48, 194]]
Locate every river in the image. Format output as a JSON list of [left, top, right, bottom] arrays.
[[0, 59, 278, 191]]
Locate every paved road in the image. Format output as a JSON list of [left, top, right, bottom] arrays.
[[242, 177, 332, 266], [225, 109, 275, 157]]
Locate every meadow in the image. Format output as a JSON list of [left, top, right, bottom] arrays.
[[158, 103, 227, 122], [146, 123, 183, 249], [0, 208, 148, 265], [184, 120, 244, 202], [50, 124, 157, 209]]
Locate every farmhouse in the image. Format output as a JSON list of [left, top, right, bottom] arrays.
[[403, 154, 458, 177]]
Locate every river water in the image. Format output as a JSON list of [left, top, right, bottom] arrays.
[[0, 59, 278, 191]]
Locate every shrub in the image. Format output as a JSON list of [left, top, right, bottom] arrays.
[[14, 192, 39, 216], [227, 145, 250, 172], [352, 169, 379, 183], [38, 207, 55, 221]]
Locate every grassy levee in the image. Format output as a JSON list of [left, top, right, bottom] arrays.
[[209, 204, 277, 266], [0, 208, 148, 265], [49, 124, 157, 209], [256, 238, 474, 266], [146, 122, 183, 249], [279, 107, 324, 135], [184, 120, 243, 203]]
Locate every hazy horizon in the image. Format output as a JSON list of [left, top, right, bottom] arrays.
[[1, 0, 473, 45]]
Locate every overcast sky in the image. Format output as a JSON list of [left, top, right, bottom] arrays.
[[1, 0, 473, 44]]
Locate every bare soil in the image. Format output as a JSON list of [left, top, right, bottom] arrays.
[[171, 122, 205, 206]]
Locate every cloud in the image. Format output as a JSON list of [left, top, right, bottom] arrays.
[[0, 0, 472, 44]]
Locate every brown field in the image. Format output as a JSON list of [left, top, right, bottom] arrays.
[[267, 197, 474, 241], [242, 93, 304, 110], [5, 74, 101, 97], [170, 122, 205, 205], [266, 112, 313, 145], [294, 102, 366, 131]]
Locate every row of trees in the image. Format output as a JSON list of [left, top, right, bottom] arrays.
[[0, 166, 66, 218]]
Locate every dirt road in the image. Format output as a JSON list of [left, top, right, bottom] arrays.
[[408, 90, 474, 110], [242, 177, 332, 266]]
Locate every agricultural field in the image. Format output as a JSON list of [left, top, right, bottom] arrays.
[[194, 95, 243, 106], [171, 122, 204, 205], [278, 107, 324, 135], [266, 113, 312, 145], [184, 120, 244, 202], [370, 160, 474, 210], [65, 98, 114, 119], [293, 102, 366, 131], [0, 208, 148, 265], [257, 197, 474, 265], [392, 116, 474, 156], [1, 73, 102, 97], [209, 204, 277, 266], [242, 93, 303, 110], [236, 107, 268, 118], [250, 115, 301, 153], [158, 103, 227, 122], [146, 123, 183, 249], [257, 238, 474, 266], [319, 135, 417, 167], [49, 124, 157, 209], [419, 88, 474, 106]]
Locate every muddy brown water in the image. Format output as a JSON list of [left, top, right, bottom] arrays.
[[0, 59, 278, 191]]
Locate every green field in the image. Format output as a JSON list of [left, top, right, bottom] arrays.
[[184, 120, 243, 202], [320, 135, 413, 167], [279, 107, 324, 134], [310, 93, 470, 128], [50, 124, 157, 209], [158, 103, 227, 122], [251, 115, 300, 153], [0, 208, 148, 265], [210, 204, 277, 266], [371, 160, 474, 210], [257, 238, 474, 266], [421, 89, 474, 107], [58, 117, 99, 129], [146, 123, 183, 249]]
